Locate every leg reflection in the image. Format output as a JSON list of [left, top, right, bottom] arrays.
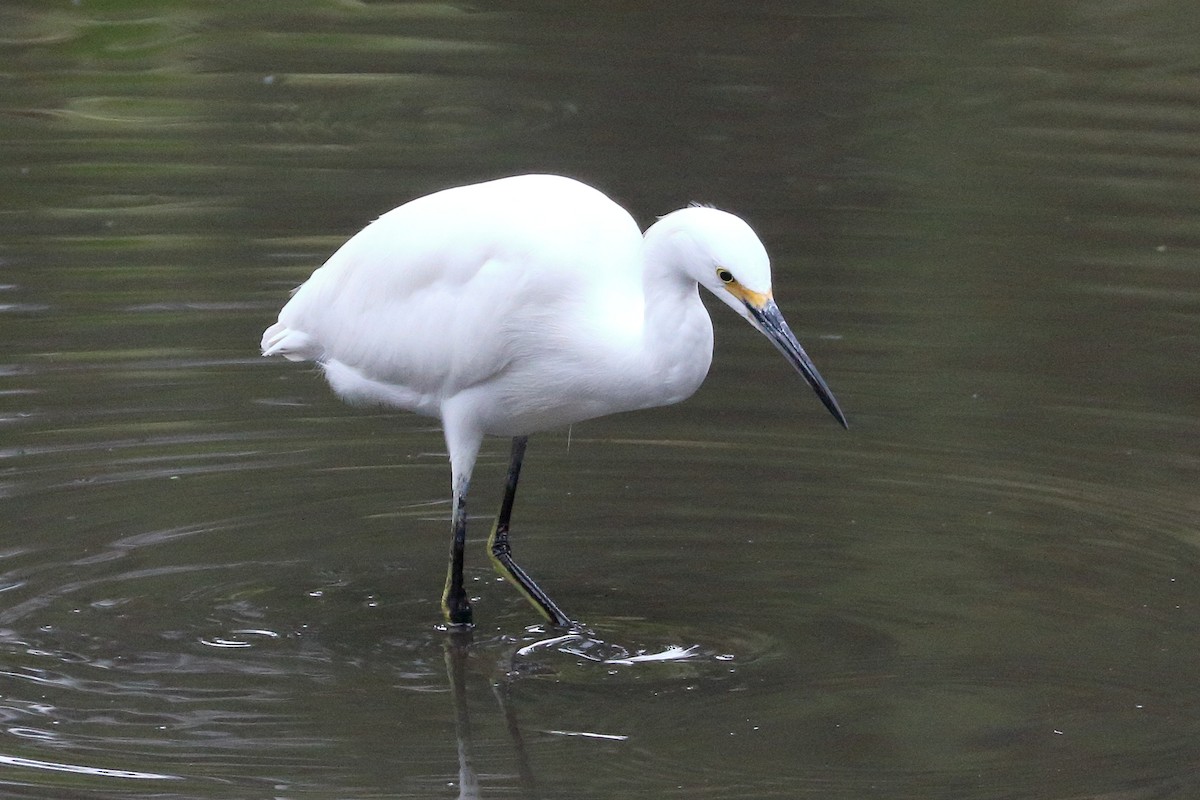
[[443, 631, 540, 799], [444, 629, 480, 800]]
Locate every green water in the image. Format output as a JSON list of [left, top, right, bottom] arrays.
[[1, 1, 1198, 798]]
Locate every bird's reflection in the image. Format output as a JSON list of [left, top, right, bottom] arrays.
[[441, 625, 702, 797], [443, 629, 540, 800], [444, 630, 483, 800]]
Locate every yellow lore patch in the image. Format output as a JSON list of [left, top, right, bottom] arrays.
[[726, 281, 772, 310]]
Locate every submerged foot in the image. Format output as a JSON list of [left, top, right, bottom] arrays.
[[442, 591, 474, 628]]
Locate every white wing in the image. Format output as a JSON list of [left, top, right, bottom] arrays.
[[261, 175, 644, 419]]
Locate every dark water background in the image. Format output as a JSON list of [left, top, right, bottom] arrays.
[[2, 1, 1199, 797]]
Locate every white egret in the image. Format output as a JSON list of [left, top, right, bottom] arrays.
[[261, 174, 846, 628]]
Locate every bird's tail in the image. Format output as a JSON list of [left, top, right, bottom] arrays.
[[261, 322, 322, 362]]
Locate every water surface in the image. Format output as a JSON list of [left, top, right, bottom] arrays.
[[1, 1, 1199, 798]]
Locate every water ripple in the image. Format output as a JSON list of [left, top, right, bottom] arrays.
[[0, 753, 181, 781]]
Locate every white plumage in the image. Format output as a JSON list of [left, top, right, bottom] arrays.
[[261, 174, 845, 627]]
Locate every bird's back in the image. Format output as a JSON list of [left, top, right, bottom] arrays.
[[262, 175, 647, 427]]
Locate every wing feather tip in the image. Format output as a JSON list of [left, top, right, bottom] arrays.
[[260, 323, 321, 362]]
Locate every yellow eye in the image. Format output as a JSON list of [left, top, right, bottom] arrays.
[[716, 268, 734, 284]]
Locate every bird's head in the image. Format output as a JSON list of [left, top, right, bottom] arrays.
[[647, 205, 848, 428]]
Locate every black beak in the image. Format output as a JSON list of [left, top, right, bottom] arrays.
[[748, 299, 848, 428]]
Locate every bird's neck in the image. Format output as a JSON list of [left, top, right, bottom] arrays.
[[634, 232, 714, 406]]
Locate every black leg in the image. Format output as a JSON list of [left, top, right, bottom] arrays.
[[442, 479, 473, 626], [488, 436, 574, 628]]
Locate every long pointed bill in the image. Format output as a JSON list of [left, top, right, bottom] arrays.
[[748, 298, 848, 428]]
